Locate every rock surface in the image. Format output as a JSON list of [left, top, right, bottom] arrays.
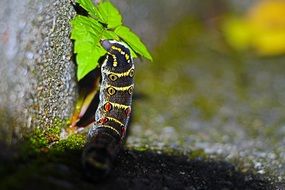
[[0, 0, 77, 143]]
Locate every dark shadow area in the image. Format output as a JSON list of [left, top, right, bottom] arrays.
[[0, 144, 283, 190]]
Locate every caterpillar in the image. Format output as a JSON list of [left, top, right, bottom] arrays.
[[82, 39, 134, 180]]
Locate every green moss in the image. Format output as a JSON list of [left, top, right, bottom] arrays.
[[0, 122, 86, 188], [50, 134, 85, 154], [20, 126, 60, 156], [192, 95, 219, 119], [189, 149, 207, 159], [127, 140, 207, 160], [130, 145, 148, 152]]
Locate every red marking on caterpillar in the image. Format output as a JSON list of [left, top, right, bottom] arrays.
[[125, 107, 131, 117], [121, 126, 126, 138], [104, 102, 112, 112], [98, 117, 108, 124]]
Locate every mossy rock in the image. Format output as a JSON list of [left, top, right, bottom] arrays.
[[0, 0, 77, 144]]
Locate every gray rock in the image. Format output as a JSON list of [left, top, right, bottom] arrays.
[[0, 0, 77, 144]]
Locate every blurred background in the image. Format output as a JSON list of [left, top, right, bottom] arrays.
[[112, 0, 285, 180], [0, 0, 284, 183]]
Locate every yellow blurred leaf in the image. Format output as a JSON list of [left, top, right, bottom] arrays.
[[253, 31, 285, 55], [222, 17, 252, 50], [223, 0, 285, 56], [248, 0, 285, 31]]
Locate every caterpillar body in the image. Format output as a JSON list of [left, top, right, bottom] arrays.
[[82, 40, 134, 179]]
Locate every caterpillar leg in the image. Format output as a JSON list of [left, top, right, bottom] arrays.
[[82, 127, 121, 180]]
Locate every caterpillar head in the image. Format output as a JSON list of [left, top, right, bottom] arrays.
[[100, 40, 133, 72]]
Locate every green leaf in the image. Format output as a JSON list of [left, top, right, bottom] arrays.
[[97, 1, 122, 28], [76, 0, 122, 29], [71, 16, 108, 80], [76, 0, 99, 19], [70, 16, 102, 43], [75, 42, 106, 80], [102, 30, 120, 40], [115, 25, 153, 61], [71, 0, 153, 81]]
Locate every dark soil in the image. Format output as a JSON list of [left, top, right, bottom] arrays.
[[0, 146, 283, 190]]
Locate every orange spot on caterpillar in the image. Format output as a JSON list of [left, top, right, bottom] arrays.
[[98, 117, 108, 124], [104, 102, 112, 112]]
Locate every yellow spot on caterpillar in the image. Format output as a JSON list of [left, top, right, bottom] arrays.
[[128, 86, 134, 95], [125, 54, 129, 60], [106, 117, 124, 126], [106, 84, 134, 92], [107, 87, 116, 95], [108, 74, 118, 81], [107, 102, 130, 110], [111, 46, 122, 53], [103, 66, 134, 78], [129, 69, 134, 77], [111, 55, 118, 67]]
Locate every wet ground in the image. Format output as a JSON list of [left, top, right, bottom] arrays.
[[0, 144, 282, 190], [129, 15, 285, 184]]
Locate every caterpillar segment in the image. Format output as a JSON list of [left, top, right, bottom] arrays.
[[82, 40, 134, 180]]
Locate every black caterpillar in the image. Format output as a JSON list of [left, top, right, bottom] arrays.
[[82, 39, 134, 180]]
